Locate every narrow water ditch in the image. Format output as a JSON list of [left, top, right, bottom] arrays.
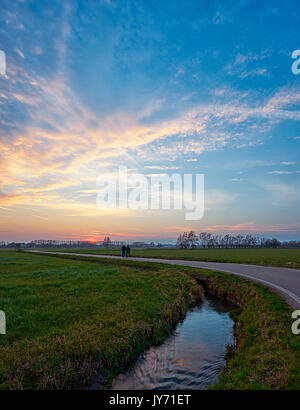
[[111, 294, 236, 390]]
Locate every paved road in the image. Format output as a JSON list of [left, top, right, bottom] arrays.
[[28, 251, 300, 309]]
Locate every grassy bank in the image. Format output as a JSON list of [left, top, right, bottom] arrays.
[[0, 251, 202, 389], [1, 251, 299, 390], [27, 252, 300, 390], [41, 247, 300, 269], [192, 272, 300, 389]]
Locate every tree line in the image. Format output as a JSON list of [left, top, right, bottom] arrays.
[[176, 231, 299, 249]]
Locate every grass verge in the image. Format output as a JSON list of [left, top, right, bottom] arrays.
[[38, 247, 300, 269], [192, 272, 300, 389]]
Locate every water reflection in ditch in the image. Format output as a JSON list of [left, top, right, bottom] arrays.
[[111, 294, 235, 390]]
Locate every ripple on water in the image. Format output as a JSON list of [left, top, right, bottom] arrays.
[[111, 295, 235, 390]]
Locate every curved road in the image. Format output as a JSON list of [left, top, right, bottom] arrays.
[[28, 251, 300, 309]]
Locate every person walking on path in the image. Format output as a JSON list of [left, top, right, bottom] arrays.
[[126, 244, 131, 257], [121, 244, 126, 258]]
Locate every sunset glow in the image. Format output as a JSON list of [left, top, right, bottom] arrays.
[[0, 0, 299, 242]]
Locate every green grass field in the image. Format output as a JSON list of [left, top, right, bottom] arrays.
[[0, 250, 201, 389], [46, 247, 300, 269], [0, 250, 299, 389]]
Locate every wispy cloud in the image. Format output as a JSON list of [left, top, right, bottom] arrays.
[[225, 51, 270, 79], [265, 183, 300, 203], [1, 71, 300, 210], [268, 170, 300, 174], [268, 170, 293, 175]]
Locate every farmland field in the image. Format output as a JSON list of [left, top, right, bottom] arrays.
[[0, 250, 299, 390], [0, 250, 201, 389], [44, 247, 300, 269]]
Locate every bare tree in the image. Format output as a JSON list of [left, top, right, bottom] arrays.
[[103, 236, 111, 248], [176, 234, 184, 248], [198, 232, 208, 248], [182, 232, 189, 248], [188, 230, 198, 248], [176, 232, 189, 248], [177, 231, 284, 249]]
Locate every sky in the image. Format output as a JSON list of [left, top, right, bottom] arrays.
[[0, 0, 300, 242]]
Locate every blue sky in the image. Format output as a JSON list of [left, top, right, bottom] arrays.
[[0, 0, 299, 242]]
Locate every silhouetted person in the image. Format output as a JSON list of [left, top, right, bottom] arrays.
[[126, 244, 131, 257], [121, 244, 126, 258]]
